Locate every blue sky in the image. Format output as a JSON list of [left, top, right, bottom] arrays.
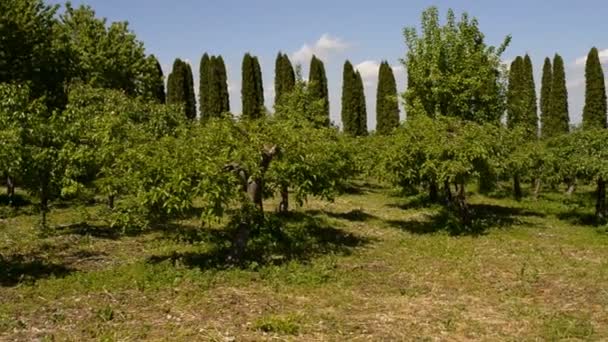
[[50, 0, 608, 128]]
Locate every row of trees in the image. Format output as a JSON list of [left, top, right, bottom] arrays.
[[165, 52, 400, 135]]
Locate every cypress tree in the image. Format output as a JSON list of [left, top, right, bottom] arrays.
[[523, 55, 539, 138], [582, 47, 607, 129], [167, 59, 186, 110], [341, 60, 358, 135], [545, 54, 569, 138], [207, 56, 222, 117], [309, 55, 330, 125], [274, 52, 295, 107], [199, 53, 211, 119], [582, 47, 608, 220], [253, 56, 264, 115], [376, 61, 399, 135], [241, 53, 264, 119], [184, 62, 196, 120], [540, 58, 553, 138], [146, 55, 165, 104], [507, 57, 525, 129], [216, 55, 230, 114], [355, 71, 368, 136]]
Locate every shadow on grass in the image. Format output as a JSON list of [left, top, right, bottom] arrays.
[[0, 193, 31, 207], [556, 211, 598, 226], [303, 209, 378, 223], [147, 212, 370, 270], [53, 222, 121, 240], [0, 254, 73, 287], [387, 203, 544, 236]]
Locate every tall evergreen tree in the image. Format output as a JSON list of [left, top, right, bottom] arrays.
[[207, 56, 222, 117], [167, 59, 186, 107], [523, 54, 538, 138], [216, 55, 230, 114], [340, 61, 367, 136], [199, 53, 211, 118], [582, 47, 608, 220], [507, 57, 525, 129], [274, 52, 295, 107], [309, 55, 330, 125], [184, 62, 196, 120], [355, 71, 368, 136], [376, 61, 399, 135], [545, 54, 570, 138], [582, 47, 607, 129], [341, 60, 358, 135], [146, 55, 165, 104], [241, 53, 264, 119], [540, 58, 553, 138], [167, 59, 196, 119]]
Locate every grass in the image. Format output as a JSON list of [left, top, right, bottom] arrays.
[[1, 182, 608, 341]]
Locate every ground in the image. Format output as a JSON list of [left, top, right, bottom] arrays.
[[1, 183, 607, 341]]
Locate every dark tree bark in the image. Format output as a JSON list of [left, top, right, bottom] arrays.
[[278, 184, 289, 213], [595, 178, 606, 222], [443, 180, 453, 205], [513, 174, 522, 201], [454, 181, 471, 227], [429, 180, 439, 203]]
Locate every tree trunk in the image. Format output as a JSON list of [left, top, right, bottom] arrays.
[[429, 181, 439, 203], [443, 180, 452, 205], [595, 178, 606, 222], [533, 179, 542, 200], [455, 181, 471, 227], [513, 175, 522, 201], [566, 178, 576, 197], [108, 195, 115, 209], [226, 145, 279, 262], [39, 183, 49, 230], [278, 185, 289, 213], [6, 175, 15, 206]]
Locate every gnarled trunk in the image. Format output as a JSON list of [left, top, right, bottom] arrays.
[[226, 145, 279, 261]]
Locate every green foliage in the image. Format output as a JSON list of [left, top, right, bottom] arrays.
[[403, 7, 510, 122], [308, 55, 330, 126], [201, 54, 230, 119], [199, 53, 210, 117], [142, 55, 166, 104], [274, 52, 296, 107], [341, 61, 367, 136], [0, 0, 70, 109], [376, 61, 400, 135], [544, 54, 569, 138], [540, 57, 553, 138], [582, 47, 607, 129], [59, 4, 156, 98], [507, 55, 538, 139], [241, 53, 265, 119], [167, 59, 196, 120]]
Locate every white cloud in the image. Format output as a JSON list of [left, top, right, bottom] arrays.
[[355, 60, 380, 86], [354, 61, 406, 87], [292, 34, 349, 64], [574, 48, 608, 66]]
